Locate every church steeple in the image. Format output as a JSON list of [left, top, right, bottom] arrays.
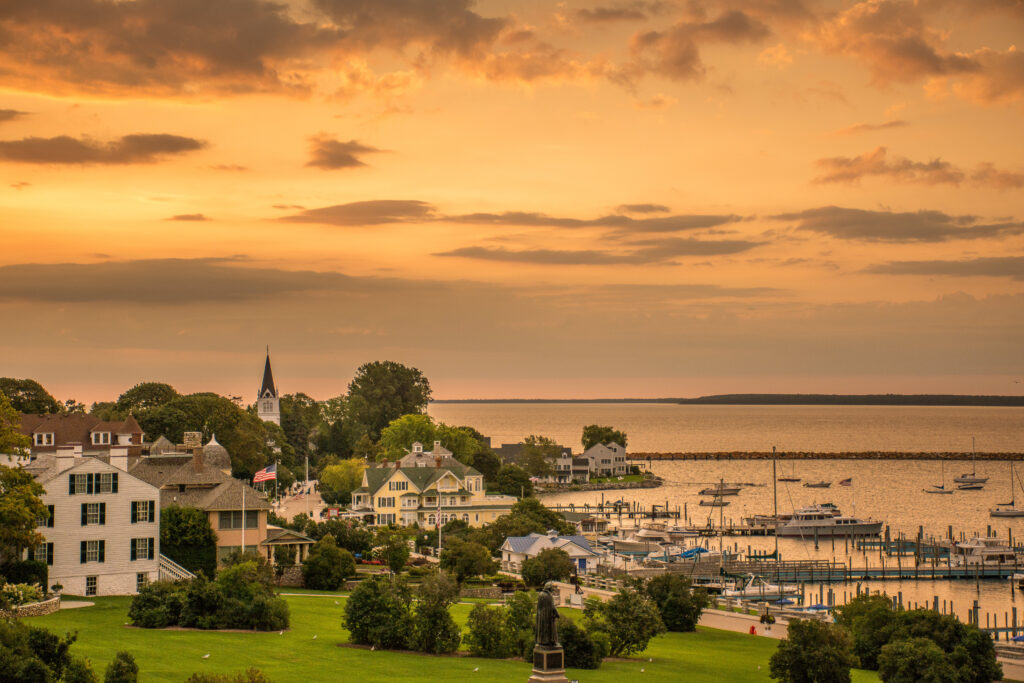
[[257, 348, 281, 426], [259, 347, 278, 399]]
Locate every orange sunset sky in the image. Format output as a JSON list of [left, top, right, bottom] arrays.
[[1, 0, 1022, 403]]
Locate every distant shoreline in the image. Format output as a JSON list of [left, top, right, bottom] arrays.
[[432, 394, 1024, 407], [631, 451, 1024, 460]]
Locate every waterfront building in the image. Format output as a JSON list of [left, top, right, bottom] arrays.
[[581, 442, 628, 477], [500, 530, 599, 574], [350, 459, 516, 527], [24, 445, 160, 596]]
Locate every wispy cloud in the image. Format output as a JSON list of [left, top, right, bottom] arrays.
[[0, 134, 205, 164], [834, 120, 908, 135], [773, 206, 1024, 243], [867, 256, 1024, 280], [813, 147, 1024, 189]]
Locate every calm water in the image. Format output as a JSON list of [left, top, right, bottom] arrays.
[[429, 402, 1024, 621], [428, 403, 1024, 453]]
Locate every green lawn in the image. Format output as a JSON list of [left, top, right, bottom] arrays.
[[29, 594, 881, 682]]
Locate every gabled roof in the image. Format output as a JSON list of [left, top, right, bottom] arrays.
[[259, 352, 277, 399], [130, 453, 270, 511], [501, 532, 596, 557], [364, 461, 482, 496], [262, 526, 315, 544], [19, 413, 143, 449]]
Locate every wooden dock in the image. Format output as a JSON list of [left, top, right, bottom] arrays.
[[661, 558, 1021, 582]]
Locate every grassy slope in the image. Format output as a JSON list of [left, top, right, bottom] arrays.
[[29, 594, 880, 682]]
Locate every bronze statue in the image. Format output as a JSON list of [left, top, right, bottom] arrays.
[[535, 582, 559, 647]]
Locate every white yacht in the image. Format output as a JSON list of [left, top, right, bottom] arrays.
[[951, 537, 1018, 566], [722, 574, 800, 600], [775, 504, 883, 538]]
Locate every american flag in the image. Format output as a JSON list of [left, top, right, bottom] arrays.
[[254, 464, 277, 483]]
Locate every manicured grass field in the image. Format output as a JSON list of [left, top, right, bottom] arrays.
[[29, 594, 881, 682]]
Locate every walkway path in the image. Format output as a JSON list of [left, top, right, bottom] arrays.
[[59, 601, 94, 609]]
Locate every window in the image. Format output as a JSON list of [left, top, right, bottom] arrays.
[[262, 401, 273, 412], [402, 497, 418, 508], [37, 504, 54, 528], [217, 546, 242, 564], [85, 576, 97, 597], [428, 514, 436, 526], [375, 513, 395, 525], [388, 481, 408, 491], [131, 500, 155, 523], [218, 511, 258, 529], [462, 514, 469, 523], [375, 496, 395, 508], [97, 472, 117, 493], [91, 432, 111, 445], [28, 543, 53, 566], [136, 573, 148, 592], [34, 433, 54, 446], [131, 537, 154, 561], [81, 502, 105, 525], [80, 540, 105, 563]]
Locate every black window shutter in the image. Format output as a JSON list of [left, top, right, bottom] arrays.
[[130, 503, 137, 524], [148, 538, 154, 560], [148, 501, 155, 523], [86, 473, 94, 494], [111, 473, 118, 493], [98, 540, 105, 563], [47, 505, 54, 528], [99, 503, 106, 525], [69, 475, 75, 495], [81, 503, 87, 526], [27, 547, 34, 562], [80, 541, 87, 564], [47, 543, 53, 566], [130, 540, 137, 561]]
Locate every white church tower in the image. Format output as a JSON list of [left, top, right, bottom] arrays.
[[257, 349, 280, 426]]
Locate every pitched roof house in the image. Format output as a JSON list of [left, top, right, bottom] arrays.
[[500, 531, 599, 574], [351, 459, 516, 528], [581, 442, 628, 477], [19, 413, 144, 456]]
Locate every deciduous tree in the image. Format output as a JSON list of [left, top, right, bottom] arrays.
[[346, 361, 432, 441], [769, 619, 856, 683], [0, 378, 62, 414], [581, 425, 627, 450], [439, 538, 496, 583], [0, 464, 47, 560], [520, 548, 575, 588], [583, 588, 665, 657]]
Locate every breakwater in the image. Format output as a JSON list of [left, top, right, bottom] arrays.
[[631, 451, 1024, 461], [537, 475, 663, 493]]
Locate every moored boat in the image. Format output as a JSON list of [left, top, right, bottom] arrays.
[[699, 485, 741, 496], [776, 504, 882, 537], [722, 574, 800, 600], [803, 481, 831, 488]]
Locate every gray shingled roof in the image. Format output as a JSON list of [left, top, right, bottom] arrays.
[[504, 532, 595, 554]]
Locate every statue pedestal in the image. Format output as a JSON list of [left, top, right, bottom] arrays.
[[529, 645, 569, 682]]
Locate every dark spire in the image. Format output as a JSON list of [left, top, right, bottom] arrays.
[[259, 349, 277, 399]]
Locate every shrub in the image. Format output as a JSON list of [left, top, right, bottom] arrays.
[[127, 581, 184, 629], [583, 589, 665, 657], [342, 575, 413, 649], [104, 651, 138, 683], [558, 617, 602, 669], [645, 574, 709, 632], [250, 594, 291, 631], [62, 657, 99, 683], [26, 625, 75, 678], [439, 538, 496, 584], [505, 590, 537, 658], [128, 572, 287, 632], [216, 559, 274, 603], [1, 582, 43, 606], [520, 548, 574, 588], [769, 619, 857, 683], [184, 669, 273, 683], [302, 536, 355, 590], [834, 594, 899, 670], [179, 575, 227, 630], [373, 529, 411, 575], [0, 560, 47, 590], [465, 604, 514, 658], [410, 572, 461, 654], [878, 637, 957, 683]]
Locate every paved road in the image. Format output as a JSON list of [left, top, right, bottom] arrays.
[[274, 487, 326, 523]]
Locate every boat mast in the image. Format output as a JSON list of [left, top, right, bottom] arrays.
[[972, 436, 977, 476], [719, 478, 725, 571], [772, 447, 778, 556]]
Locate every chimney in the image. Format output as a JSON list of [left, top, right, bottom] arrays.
[[109, 446, 129, 472], [394, 460, 400, 470], [56, 445, 76, 473], [435, 456, 441, 469], [193, 446, 204, 473], [433, 440, 441, 453]]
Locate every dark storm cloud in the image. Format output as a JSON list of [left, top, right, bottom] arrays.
[[834, 120, 908, 135], [772, 206, 1024, 243], [280, 200, 437, 225], [281, 200, 743, 232], [434, 237, 762, 264], [0, 134, 206, 164], [0, 258, 413, 304], [306, 136, 383, 169], [0, 110, 29, 122], [167, 214, 210, 221], [866, 256, 1024, 280], [625, 10, 772, 82], [616, 203, 670, 213]]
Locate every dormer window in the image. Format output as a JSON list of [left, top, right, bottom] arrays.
[[91, 432, 111, 445], [34, 433, 54, 446]]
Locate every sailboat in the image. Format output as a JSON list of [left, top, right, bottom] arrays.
[[953, 436, 988, 484], [777, 456, 800, 482], [924, 459, 954, 494], [990, 461, 1024, 518]]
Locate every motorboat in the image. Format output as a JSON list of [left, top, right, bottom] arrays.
[[699, 499, 730, 507], [776, 504, 883, 538], [699, 485, 741, 496], [803, 481, 831, 488], [608, 527, 672, 553], [665, 525, 701, 540], [957, 483, 984, 491], [990, 461, 1024, 518], [953, 436, 988, 484], [951, 536, 1018, 566], [722, 574, 800, 600]]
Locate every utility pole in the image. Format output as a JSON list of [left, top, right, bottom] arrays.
[[305, 455, 309, 519], [241, 480, 246, 554]]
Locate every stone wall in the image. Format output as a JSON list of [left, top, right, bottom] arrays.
[[459, 586, 502, 599], [276, 566, 304, 588], [0, 595, 62, 618]]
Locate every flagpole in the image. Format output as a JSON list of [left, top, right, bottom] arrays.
[[241, 478, 246, 554], [305, 455, 309, 519], [275, 459, 279, 502]]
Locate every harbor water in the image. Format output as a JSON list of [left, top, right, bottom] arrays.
[[429, 402, 1024, 623]]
